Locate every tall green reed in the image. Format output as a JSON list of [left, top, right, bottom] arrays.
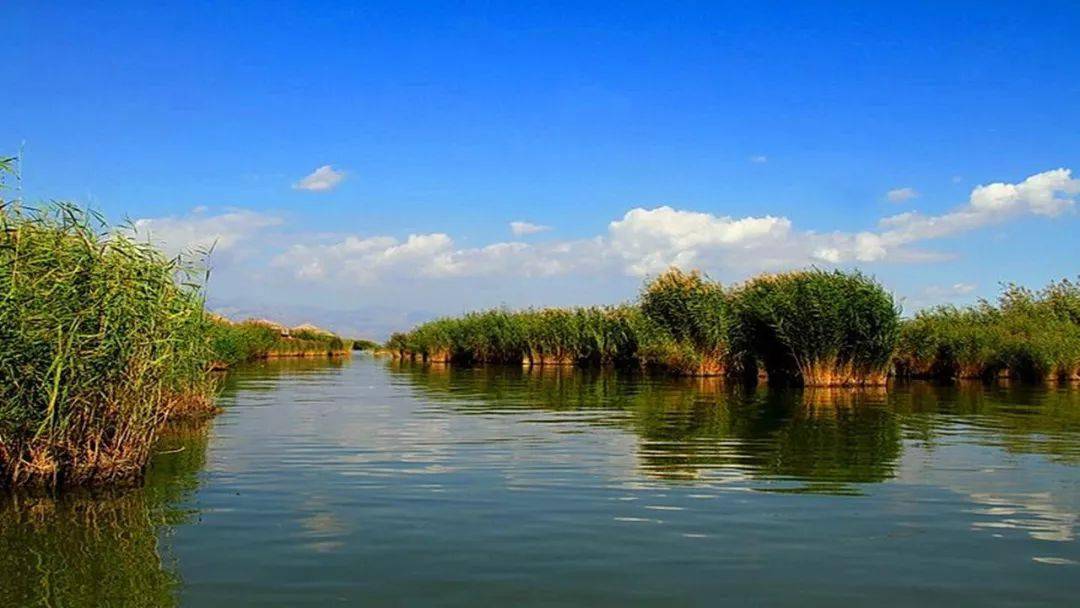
[[1, 165, 215, 488], [728, 269, 900, 386], [895, 278, 1080, 381]]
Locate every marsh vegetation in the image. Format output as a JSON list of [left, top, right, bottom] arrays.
[[390, 270, 1080, 388], [895, 279, 1080, 382], [0, 161, 350, 488], [208, 319, 352, 369], [0, 193, 215, 488], [389, 268, 901, 386]]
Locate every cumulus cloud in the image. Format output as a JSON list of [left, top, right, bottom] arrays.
[[133, 167, 1073, 292], [268, 168, 1077, 284], [272, 233, 604, 284], [509, 221, 551, 236], [749, 155, 768, 164], [605, 206, 792, 276], [294, 165, 346, 191], [887, 187, 919, 203], [133, 208, 283, 257], [870, 169, 1077, 250]]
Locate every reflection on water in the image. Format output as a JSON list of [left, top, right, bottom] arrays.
[[0, 420, 211, 607], [388, 362, 1080, 576], [392, 363, 1080, 491], [2, 357, 1078, 607]]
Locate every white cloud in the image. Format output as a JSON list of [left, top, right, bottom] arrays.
[[969, 169, 1077, 216], [272, 232, 607, 284], [887, 187, 919, 203], [510, 221, 551, 236], [749, 155, 768, 164], [605, 206, 792, 276], [925, 282, 978, 297], [870, 169, 1078, 255], [133, 209, 282, 257], [127, 167, 1075, 302], [294, 165, 346, 192], [267, 168, 1078, 284]]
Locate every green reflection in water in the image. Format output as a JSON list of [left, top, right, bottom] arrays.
[[389, 362, 1080, 493], [388, 362, 901, 492], [890, 381, 1080, 464], [214, 357, 348, 393], [0, 420, 211, 608]]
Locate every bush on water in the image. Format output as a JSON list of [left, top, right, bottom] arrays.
[[352, 339, 380, 351], [0, 184, 215, 487]]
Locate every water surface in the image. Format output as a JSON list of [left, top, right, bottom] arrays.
[[3, 356, 1079, 606]]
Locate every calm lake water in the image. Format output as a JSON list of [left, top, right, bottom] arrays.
[[3, 355, 1080, 606]]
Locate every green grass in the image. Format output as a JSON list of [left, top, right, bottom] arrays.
[[0, 181, 215, 487]]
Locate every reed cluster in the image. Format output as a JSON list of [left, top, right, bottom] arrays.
[[895, 279, 1080, 382], [728, 270, 900, 386], [388, 306, 642, 366], [388, 268, 901, 386], [0, 192, 215, 488], [636, 268, 732, 376], [208, 319, 352, 368]]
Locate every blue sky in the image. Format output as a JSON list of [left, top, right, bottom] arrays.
[[4, 2, 1079, 337]]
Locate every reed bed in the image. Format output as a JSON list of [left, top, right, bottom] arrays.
[[636, 268, 732, 376], [728, 270, 900, 386], [389, 268, 901, 385], [208, 320, 352, 368], [895, 279, 1080, 382], [393, 270, 1079, 387], [389, 272, 710, 371], [0, 192, 215, 488], [389, 306, 642, 366]]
